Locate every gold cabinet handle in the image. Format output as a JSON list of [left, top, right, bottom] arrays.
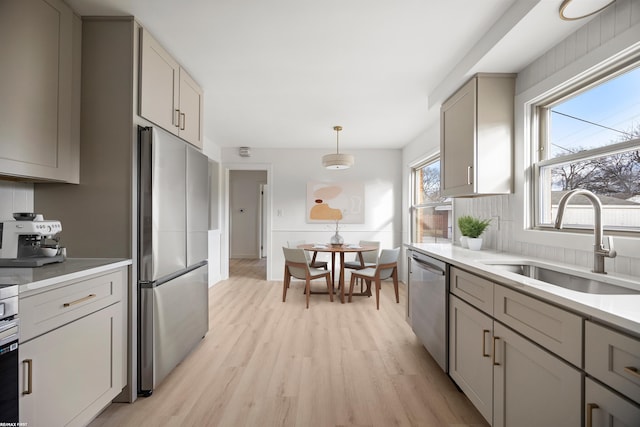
[[63, 293, 96, 307], [482, 329, 490, 357], [492, 336, 500, 366], [174, 109, 180, 127], [23, 359, 33, 395], [624, 366, 640, 378], [586, 403, 599, 427], [180, 112, 186, 130]]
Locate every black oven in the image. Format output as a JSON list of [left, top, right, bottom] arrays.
[[0, 284, 19, 424]]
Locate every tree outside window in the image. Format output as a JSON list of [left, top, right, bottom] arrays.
[[412, 157, 452, 242]]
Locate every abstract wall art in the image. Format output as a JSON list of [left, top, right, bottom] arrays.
[[306, 181, 364, 223]]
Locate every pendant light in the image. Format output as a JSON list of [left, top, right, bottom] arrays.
[[322, 125, 354, 170], [559, 0, 615, 20]]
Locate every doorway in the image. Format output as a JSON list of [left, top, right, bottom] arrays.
[[228, 169, 268, 279]]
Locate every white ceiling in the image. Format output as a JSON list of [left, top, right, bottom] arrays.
[[65, 0, 594, 150]]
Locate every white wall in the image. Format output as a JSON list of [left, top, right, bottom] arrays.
[[222, 147, 403, 281], [449, 0, 640, 277]]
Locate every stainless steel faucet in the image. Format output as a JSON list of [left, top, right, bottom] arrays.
[[554, 189, 616, 274]]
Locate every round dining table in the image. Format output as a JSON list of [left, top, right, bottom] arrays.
[[297, 243, 378, 303]]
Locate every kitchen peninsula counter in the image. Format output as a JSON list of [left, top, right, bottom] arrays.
[[0, 258, 132, 295], [406, 243, 640, 335]]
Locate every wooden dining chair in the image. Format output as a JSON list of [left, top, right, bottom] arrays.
[[343, 240, 379, 292], [348, 247, 400, 310], [287, 240, 328, 270], [282, 247, 333, 309]]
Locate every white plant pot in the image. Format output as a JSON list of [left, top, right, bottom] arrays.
[[459, 236, 469, 248], [467, 237, 483, 251]]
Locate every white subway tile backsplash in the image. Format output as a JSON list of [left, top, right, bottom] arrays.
[[587, 16, 602, 51], [0, 180, 34, 220], [612, 256, 630, 276], [600, 6, 616, 43], [563, 248, 576, 266], [614, 0, 632, 35], [575, 250, 590, 269], [630, 259, 640, 279]]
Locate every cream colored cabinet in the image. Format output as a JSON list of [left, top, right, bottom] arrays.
[[494, 285, 583, 367], [585, 378, 640, 427], [449, 295, 494, 423], [139, 28, 179, 135], [440, 74, 514, 197], [585, 321, 640, 425], [140, 28, 203, 149], [0, 0, 80, 183], [450, 266, 494, 314], [492, 322, 581, 427], [19, 268, 127, 426], [449, 268, 582, 426], [178, 70, 204, 147]]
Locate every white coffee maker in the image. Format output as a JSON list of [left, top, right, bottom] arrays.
[[0, 213, 63, 267]]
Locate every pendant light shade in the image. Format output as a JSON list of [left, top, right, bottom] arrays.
[[322, 126, 354, 170]]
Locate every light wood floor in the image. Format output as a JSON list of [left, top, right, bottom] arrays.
[[90, 258, 487, 427]]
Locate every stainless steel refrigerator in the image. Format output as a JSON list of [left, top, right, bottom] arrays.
[[138, 126, 209, 395]]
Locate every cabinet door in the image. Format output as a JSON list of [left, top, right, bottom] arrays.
[[492, 322, 581, 427], [139, 28, 180, 135], [179, 69, 203, 149], [585, 378, 640, 427], [585, 321, 640, 404], [0, 0, 80, 183], [441, 77, 476, 196], [19, 303, 123, 427], [449, 295, 493, 424]]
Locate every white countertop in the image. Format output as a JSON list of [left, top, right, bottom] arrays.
[[0, 258, 132, 294], [407, 243, 640, 336]]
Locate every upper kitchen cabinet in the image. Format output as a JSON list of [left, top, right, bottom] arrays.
[[139, 28, 203, 149], [0, 0, 81, 183], [440, 74, 514, 197]]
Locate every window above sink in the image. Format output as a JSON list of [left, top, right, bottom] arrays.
[[532, 59, 640, 236]]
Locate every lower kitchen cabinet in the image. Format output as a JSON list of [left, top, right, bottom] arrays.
[[584, 320, 640, 425], [585, 378, 640, 427], [450, 293, 581, 426], [19, 267, 127, 426], [19, 304, 122, 426], [493, 322, 581, 427], [449, 294, 493, 422]]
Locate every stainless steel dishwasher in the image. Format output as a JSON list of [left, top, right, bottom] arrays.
[[407, 249, 448, 372]]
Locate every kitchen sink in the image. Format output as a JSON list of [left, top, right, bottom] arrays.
[[481, 261, 640, 295]]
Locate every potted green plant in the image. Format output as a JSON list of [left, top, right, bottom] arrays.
[[457, 215, 474, 248], [464, 217, 491, 250]]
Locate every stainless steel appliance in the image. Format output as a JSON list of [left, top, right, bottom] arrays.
[[0, 284, 19, 422], [407, 250, 448, 372], [138, 126, 209, 396], [0, 215, 64, 267]]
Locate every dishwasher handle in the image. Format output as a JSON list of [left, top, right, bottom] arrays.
[[412, 257, 445, 275]]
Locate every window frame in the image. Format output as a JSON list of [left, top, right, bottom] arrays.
[[531, 58, 640, 236], [410, 155, 453, 242]]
